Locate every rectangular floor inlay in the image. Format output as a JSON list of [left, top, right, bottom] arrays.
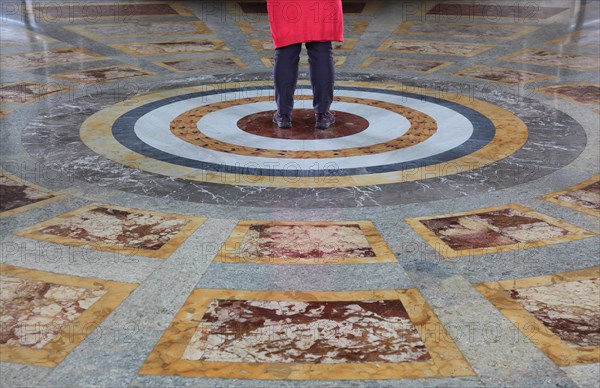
[[536, 83, 600, 107], [405, 204, 595, 258], [110, 39, 229, 56], [0, 82, 71, 104], [0, 264, 137, 367], [500, 49, 600, 72], [0, 172, 69, 218], [475, 267, 600, 366], [377, 39, 494, 57], [361, 57, 453, 72], [0, 27, 58, 46], [139, 289, 475, 379], [64, 21, 211, 40], [155, 57, 246, 72], [541, 175, 600, 217], [14, 204, 206, 259], [216, 221, 396, 264], [394, 21, 537, 40], [454, 65, 555, 85], [51, 65, 154, 84], [0, 48, 104, 70]]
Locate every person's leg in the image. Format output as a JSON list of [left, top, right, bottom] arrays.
[[306, 41, 334, 114], [273, 43, 302, 116]]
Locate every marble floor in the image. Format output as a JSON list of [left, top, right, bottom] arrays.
[[0, 0, 599, 387]]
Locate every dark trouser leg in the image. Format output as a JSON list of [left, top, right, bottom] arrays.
[[273, 43, 301, 115], [306, 41, 334, 114]]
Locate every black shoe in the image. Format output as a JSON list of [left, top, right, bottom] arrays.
[[273, 112, 292, 128], [315, 111, 336, 130]]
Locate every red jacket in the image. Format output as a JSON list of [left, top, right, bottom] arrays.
[[267, 0, 344, 49]]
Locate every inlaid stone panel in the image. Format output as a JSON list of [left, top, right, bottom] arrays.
[[536, 83, 600, 106], [405, 204, 595, 258], [454, 65, 555, 85], [476, 267, 600, 366], [542, 175, 600, 216], [378, 39, 495, 57], [217, 221, 396, 264], [0, 264, 137, 367], [0, 48, 104, 70], [110, 39, 228, 56], [14, 204, 206, 259], [139, 289, 475, 379], [0, 172, 68, 218], [500, 49, 600, 72], [51, 65, 153, 84]]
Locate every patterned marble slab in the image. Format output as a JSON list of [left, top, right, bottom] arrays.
[[542, 175, 600, 217], [547, 29, 600, 46], [31, 2, 193, 20], [425, 3, 568, 19], [0, 264, 137, 367], [0, 82, 71, 104], [249, 38, 358, 51], [14, 204, 206, 259], [394, 21, 538, 40], [475, 267, 600, 366], [378, 39, 495, 57], [0, 48, 104, 70], [64, 21, 211, 40], [0, 27, 58, 47], [51, 65, 154, 84], [454, 65, 555, 85], [110, 39, 229, 56], [217, 221, 396, 264], [154, 57, 245, 72], [0, 172, 69, 218], [500, 49, 600, 72], [0, 110, 11, 119], [536, 83, 600, 107], [405, 204, 596, 258], [139, 289, 475, 379], [260, 56, 346, 69], [361, 57, 453, 72]]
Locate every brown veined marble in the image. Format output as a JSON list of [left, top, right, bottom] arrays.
[[0, 82, 70, 104], [537, 83, 600, 106], [378, 39, 494, 57], [236, 224, 377, 260], [361, 57, 453, 73], [237, 109, 369, 140], [110, 40, 229, 56], [182, 299, 431, 364], [35, 206, 191, 251], [156, 57, 245, 72], [51, 65, 153, 84], [0, 175, 56, 212], [0, 275, 106, 349], [395, 21, 537, 39], [501, 49, 600, 72], [426, 3, 568, 19], [454, 65, 555, 85], [0, 48, 103, 70], [419, 207, 570, 251], [65, 21, 210, 39], [509, 278, 600, 347], [555, 180, 600, 211]]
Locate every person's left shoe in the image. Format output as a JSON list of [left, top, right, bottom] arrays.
[[315, 111, 336, 130], [273, 112, 292, 128]]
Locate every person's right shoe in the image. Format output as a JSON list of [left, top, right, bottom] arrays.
[[315, 111, 336, 130], [273, 112, 292, 128]]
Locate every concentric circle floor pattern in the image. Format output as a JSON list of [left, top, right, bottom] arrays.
[[0, 1, 599, 387]]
